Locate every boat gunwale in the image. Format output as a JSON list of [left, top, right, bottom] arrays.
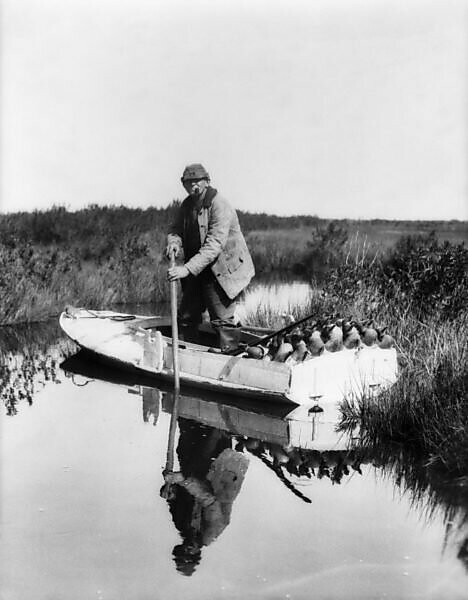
[[58, 311, 296, 404]]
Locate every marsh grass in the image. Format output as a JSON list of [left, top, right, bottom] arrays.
[[338, 309, 468, 469], [327, 233, 468, 475], [1, 206, 466, 325], [244, 233, 468, 477], [244, 288, 468, 476], [0, 239, 170, 325]]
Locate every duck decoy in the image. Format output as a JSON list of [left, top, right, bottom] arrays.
[[273, 341, 294, 362], [322, 322, 344, 352], [342, 320, 361, 349], [355, 319, 377, 347], [306, 329, 325, 357], [377, 326, 394, 349], [287, 339, 309, 364]]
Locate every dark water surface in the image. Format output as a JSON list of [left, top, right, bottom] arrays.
[[1, 311, 467, 600]]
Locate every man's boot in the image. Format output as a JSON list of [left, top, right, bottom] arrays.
[[217, 324, 243, 354], [179, 323, 200, 345]]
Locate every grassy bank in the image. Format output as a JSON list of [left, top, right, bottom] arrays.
[[338, 309, 468, 476], [0, 205, 177, 324], [0, 236, 169, 324], [333, 234, 468, 476], [243, 233, 468, 478], [248, 306, 467, 479], [246, 219, 467, 275], [0, 205, 466, 325]]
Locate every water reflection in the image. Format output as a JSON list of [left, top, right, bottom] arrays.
[[60, 349, 468, 578], [61, 352, 378, 575], [351, 438, 468, 575], [239, 279, 312, 324], [0, 321, 76, 415], [2, 328, 467, 590]]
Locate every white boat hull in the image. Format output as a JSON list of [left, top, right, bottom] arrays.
[[59, 308, 398, 409]]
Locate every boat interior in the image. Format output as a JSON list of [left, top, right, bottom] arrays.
[[129, 317, 272, 350]]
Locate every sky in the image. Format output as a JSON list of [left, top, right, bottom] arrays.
[[1, 0, 467, 220]]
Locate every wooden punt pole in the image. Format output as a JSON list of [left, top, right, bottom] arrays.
[[166, 250, 180, 473]]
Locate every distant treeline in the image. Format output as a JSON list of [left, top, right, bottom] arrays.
[[1, 204, 466, 248], [0, 204, 175, 249]]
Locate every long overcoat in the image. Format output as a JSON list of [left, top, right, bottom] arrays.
[[167, 190, 255, 300]]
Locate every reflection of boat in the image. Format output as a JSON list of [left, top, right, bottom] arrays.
[[62, 352, 373, 504], [59, 308, 398, 408], [61, 352, 357, 452]]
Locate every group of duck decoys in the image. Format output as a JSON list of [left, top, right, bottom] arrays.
[[245, 315, 395, 364]]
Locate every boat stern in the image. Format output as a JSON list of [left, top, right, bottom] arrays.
[[287, 346, 399, 408]]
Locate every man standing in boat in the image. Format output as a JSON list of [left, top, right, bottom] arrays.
[[166, 163, 255, 352]]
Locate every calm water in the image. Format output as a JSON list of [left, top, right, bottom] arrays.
[[1, 300, 467, 599]]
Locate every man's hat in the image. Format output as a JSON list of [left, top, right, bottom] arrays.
[[181, 163, 210, 182]]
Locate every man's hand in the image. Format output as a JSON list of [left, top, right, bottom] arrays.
[[165, 243, 180, 259], [163, 471, 185, 484], [167, 265, 190, 281]]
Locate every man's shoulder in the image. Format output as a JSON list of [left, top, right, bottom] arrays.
[[210, 192, 233, 211]]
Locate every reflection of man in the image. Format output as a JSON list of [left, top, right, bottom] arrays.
[[160, 419, 249, 576], [166, 163, 255, 352]]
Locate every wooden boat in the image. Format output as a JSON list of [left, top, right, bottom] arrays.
[[59, 307, 398, 409]]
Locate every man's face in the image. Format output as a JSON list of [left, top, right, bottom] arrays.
[[182, 178, 209, 197]]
